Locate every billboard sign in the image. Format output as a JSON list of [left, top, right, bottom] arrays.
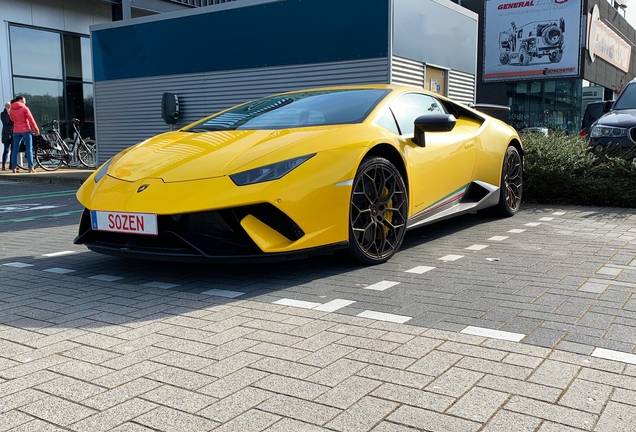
[[483, 0, 582, 82]]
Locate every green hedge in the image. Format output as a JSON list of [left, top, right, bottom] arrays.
[[521, 131, 636, 207]]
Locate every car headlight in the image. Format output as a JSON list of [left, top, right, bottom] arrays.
[[94, 159, 112, 183], [230, 154, 315, 186], [590, 126, 628, 138]]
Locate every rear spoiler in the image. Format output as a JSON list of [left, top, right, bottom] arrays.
[[467, 103, 511, 112]]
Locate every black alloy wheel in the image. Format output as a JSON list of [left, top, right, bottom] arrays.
[[496, 146, 522, 217], [348, 156, 408, 265]]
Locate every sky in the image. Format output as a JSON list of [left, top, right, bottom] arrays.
[[625, 6, 636, 28]]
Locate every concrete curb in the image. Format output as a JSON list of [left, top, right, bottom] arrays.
[[0, 169, 93, 186]]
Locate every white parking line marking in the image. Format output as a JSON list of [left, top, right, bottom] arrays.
[[466, 244, 489, 251], [357, 310, 412, 323], [508, 229, 526, 233], [43, 267, 76, 274], [274, 298, 322, 309], [314, 299, 356, 312], [539, 217, 554, 221], [3, 262, 34, 268], [142, 282, 179, 289], [553, 211, 566, 215], [578, 282, 608, 294], [365, 281, 400, 291], [488, 236, 509, 241], [525, 222, 542, 227], [201, 289, 245, 298], [43, 251, 77, 257], [405, 266, 436, 274], [90, 274, 124, 282], [461, 326, 525, 342], [592, 348, 636, 365], [595, 266, 622, 276], [439, 254, 464, 262]]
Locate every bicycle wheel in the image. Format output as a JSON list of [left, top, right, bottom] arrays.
[[36, 146, 64, 171], [77, 139, 96, 168]]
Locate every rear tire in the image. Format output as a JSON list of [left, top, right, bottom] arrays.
[[519, 48, 531, 66], [347, 156, 408, 265], [495, 146, 522, 217], [542, 25, 562, 46]]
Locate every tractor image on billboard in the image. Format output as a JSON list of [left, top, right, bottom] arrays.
[[499, 18, 565, 66]]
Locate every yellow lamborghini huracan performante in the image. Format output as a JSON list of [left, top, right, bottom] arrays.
[[75, 85, 523, 265]]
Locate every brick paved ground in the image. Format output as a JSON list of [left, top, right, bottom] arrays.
[[0, 179, 635, 430]]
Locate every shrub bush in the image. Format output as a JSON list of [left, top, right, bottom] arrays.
[[521, 131, 636, 207]]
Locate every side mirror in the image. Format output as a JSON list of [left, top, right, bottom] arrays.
[[161, 92, 180, 125], [413, 114, 457, 147], [602, 100, 613, 113]]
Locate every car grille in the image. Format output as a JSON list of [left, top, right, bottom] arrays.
[[629, 127, 636, 143], [76, 204, 305, 258]]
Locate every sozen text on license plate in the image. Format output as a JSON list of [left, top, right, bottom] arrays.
[[90, 211, 158, 235]]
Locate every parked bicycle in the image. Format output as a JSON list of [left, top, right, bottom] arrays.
[[67, 118, 96, 168], [34, 119, 97, 171]]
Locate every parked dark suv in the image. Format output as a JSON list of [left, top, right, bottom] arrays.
[[589, 79, 636, 150]]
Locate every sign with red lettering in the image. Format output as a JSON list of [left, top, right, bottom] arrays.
[[90, 211, 158, 235], [587, 5, 631, 72], [483, 0, 582, 82]]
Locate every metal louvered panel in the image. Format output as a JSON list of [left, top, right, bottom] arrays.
[[448, 70, 475, 105], [390, 56, 424, 88], [94, 58, 389, 163]]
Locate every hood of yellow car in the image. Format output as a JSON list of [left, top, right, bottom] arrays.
[[108, 127, 340, 183]]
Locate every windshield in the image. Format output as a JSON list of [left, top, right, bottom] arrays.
[[185, 89, 390, 132], [613, 83, 636, 110]]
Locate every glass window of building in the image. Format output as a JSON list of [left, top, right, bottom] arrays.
[[9, 25, 94, 139], [506, 79, 582, 134]]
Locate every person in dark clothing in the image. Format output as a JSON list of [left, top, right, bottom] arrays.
[[1, 101, 13, 171]]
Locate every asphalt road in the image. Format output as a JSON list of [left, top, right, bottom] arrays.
[[3, 180, 636, 430], [2, 181, 636, 356]]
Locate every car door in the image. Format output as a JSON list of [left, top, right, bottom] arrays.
[[388, 92, 477, 217]]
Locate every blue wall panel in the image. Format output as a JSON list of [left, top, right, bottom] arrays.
[[93, 0, 389, 82]]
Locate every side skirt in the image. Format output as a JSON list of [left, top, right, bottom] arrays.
[[406, 181, 500, 230]]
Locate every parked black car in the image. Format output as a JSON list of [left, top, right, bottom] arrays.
[[580, 101, 605, 137], [589, 79, 636, 150]]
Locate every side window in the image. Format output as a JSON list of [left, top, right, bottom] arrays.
[[375, 110, 400, 134], [390, 93, 446, 135]]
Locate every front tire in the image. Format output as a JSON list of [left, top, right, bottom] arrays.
[[77, 140, 96, 168], [348, 156, 408, 265], [495, 146, 522, 217]]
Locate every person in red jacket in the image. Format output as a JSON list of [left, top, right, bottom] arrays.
[[9, 95, 39, 173]]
